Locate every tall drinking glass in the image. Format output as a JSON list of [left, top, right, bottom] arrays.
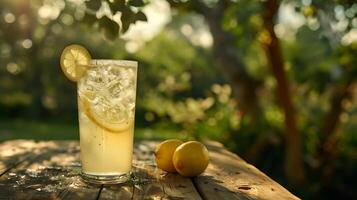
[[77, 59, 137, 184]]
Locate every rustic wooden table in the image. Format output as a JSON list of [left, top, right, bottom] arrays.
[[0, 140, 299, 200]]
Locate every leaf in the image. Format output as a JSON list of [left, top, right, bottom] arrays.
[[85, 0, 102, 11], [99, 16, 120, 40], [108, 0, 126, 13], [120, 7, 135, 33], [134, 11, 147, 22], [82, 13, 97, 25], [128, 0, 145, 7]]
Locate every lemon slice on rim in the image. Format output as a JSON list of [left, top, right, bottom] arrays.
[[60, 44, 91, 81], [79, 95, 133, 133]]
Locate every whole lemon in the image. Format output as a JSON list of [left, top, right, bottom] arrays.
[[155, 139, 184, 173], [173, 141, 209, 177]]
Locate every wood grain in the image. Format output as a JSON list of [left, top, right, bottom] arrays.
[[0, 141, 101, 200], [98, 141, 202, 200], [0, 140, 299, 200], [0, 140, 39, 175], [193, 141, 300, 200]]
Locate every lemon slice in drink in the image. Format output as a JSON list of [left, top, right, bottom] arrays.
[[79, 95, 133, 133], [60, 44, 91, 81]]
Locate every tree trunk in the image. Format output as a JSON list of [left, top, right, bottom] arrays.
[[319, 78, 354, 181], [320, 79, 354, 151], [206, 14, 260, 116], [262, 0, 305, 184]]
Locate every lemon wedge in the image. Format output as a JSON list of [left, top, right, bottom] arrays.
[[60, 44, 91, 81], [79, 95, 133, 133]]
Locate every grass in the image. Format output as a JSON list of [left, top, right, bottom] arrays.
[[0, 119, 79, 142], [0, 119, 184, 142]]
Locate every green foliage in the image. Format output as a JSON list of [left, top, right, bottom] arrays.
[[131, 26, 240, 144], [85, 0, 102, 10], [82, 0, 148, 38], [0, 0, 356, 198], [99, 15, 120, 40]]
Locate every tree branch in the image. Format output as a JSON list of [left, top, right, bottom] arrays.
[[262, 0, 305, 184]]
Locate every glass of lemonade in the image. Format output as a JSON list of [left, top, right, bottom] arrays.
[[78, 59, 137, 184], [60, 45, 137, 184]]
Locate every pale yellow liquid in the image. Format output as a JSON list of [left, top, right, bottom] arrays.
[[76, 60, 137, 176], [78, 106, 134, 175]]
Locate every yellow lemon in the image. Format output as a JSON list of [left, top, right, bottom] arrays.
[[60, 44, 91, 81], [155, 139, 184, 173], [173, 141, 209, 177]]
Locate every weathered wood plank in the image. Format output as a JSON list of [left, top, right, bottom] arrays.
[[132, 141, 202, 200], [98, 141, 202, 200], [0, 140, 299, 200], [0, 141, 101, 200], [131, 163, 202, 200], [0, 141, 68, 200], [99, 185, 132, 200], [0, 140, 39, 175], [193, 141, 300, 200]]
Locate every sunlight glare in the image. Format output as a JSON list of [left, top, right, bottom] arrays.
[[22, 39, 33, 49], [6, 63, 20, 75], [4, 13, 16, 23], [341, 28, 357, 46], [122, 0, 171, 51], [181, 24, 193, 36], [125, 41, 140, 54], [61, 14, 74, 25]]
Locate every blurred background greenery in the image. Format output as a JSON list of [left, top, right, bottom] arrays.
[[0, 0, 356, 199]]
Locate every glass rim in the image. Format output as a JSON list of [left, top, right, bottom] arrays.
[[90, 59, 138, 68]]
